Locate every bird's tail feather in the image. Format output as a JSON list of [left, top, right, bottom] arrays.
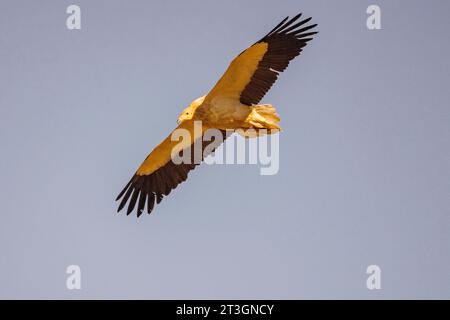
[[239, 104, 281, 138]]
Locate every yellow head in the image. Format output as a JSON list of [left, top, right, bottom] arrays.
[[177, 95, 206, 124]]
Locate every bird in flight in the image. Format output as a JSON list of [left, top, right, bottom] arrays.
[[117, 13, 318, 217]]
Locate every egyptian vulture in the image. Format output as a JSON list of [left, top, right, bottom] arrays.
[[117, 13, 318, 216]]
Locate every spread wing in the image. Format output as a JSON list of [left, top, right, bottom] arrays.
[[116, 121, 227, 217], [204, 13, 318, 106]]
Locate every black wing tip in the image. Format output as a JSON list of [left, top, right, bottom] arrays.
[[262, 13, 318, 42], [115, 122, 228, 218], [116, 200, 156, 217], [115, 176, 134, 201]]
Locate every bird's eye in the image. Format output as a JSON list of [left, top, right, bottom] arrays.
[[185, 112, 189, 115]]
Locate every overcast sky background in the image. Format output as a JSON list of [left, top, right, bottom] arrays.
[[0, 0, 449, 299]]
